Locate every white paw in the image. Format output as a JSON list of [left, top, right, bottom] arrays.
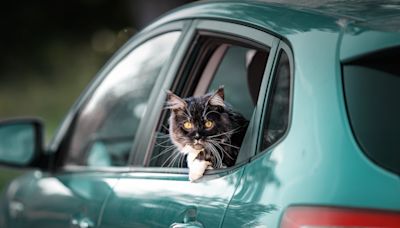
[[188, 159, 210, 182], [189, 170, 204, 182]]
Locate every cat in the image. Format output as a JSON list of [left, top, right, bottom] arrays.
[[166, 86, 249, 181]]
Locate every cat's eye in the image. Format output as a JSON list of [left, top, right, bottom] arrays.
[[204, 120, 214, 129], [183, 121, 193, 129]]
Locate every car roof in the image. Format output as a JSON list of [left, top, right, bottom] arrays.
[[144, 0, 400, 60], [145, 0, 342, 36], [257, 0, 400, 32], [146, 0, 400, 33]]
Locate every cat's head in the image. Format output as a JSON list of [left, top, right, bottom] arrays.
[[166, 87, 233, 153]]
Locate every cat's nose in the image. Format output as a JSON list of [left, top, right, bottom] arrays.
[[194, 133, 201, 140]]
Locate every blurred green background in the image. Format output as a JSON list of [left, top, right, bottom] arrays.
[[0, 0, 194, 190]]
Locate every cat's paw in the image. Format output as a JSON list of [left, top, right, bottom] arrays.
[[206, 161, 213, 170], [189, 170, 204, 182], [188, 159, 209, 182]]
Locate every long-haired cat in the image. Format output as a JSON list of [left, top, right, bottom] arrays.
[[166, 86, 248, 181]]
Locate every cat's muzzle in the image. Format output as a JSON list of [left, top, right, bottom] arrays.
[[192, 140, 204, 150]]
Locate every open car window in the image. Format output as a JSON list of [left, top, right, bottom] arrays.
[[63, 31, 181, 167], [148, 31, 271, 169]]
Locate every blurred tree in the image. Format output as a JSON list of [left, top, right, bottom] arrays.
[[0, 0, 193, 138], [0, 0, 194, 189]]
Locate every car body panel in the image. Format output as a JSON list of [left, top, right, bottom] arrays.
[[2, 171, 118, 228], [0, 1, 399, 228], [222, 16, 400, 228], [341, 29, 400, 61], [99, 168, 243, 227]]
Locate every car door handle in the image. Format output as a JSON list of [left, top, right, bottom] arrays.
[[170, 221, 204, 228], [9, 200, 24, 218], [71, 216, 95, 228], [170, 207, 204, 228]]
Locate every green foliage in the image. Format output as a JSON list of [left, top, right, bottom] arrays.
[[0, 40, 111, 191], [0, 42, 108, 139], [0, 168, 25, 191]]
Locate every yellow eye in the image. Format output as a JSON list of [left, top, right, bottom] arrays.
[[183, 121, 193, 129], [204, 120, 214, 129]]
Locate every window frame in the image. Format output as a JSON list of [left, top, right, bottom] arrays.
[[255, 42, 294, 157], [137, 19, 281, 174], [49, 20, 192, 172]]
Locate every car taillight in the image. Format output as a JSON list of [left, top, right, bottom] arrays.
[[281, 206, 400, 228]]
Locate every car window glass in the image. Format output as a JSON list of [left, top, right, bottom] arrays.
[[343, 47, 400, 175], [149, 37, 270, 168], [260, 50, 291, 152], [65, 32, 181, 167], [208, 47, 266, 119]]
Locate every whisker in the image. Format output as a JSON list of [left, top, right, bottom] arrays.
[[167, 153, 181, 167], [183, 107, 193, 118], [161, 125, 170, 132], [209, 139, 240, 149], [154, 141, 174, 148], [161, 151, 179, 167], [207, 128, 239, 139], [154, 137, 173, 146], [202, 103, 209, 117], [179, 154, 186, 168], [219, 142, 240, 149], [155, 134, 169, 139], [151, 146, 178, 161], [205, 142, 222, 168], [209, 126, 242, 138], [155, 133, 171, 139], [209, 140, 234, 161]]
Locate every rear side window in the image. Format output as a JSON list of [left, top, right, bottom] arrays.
[[343, 47, 400, 175], [259, 49, 291, 152]]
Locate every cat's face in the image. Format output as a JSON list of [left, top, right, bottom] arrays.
[[167, 88, 232, 153]]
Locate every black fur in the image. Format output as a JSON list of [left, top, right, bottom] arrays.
[[167, 87, 248, 168]]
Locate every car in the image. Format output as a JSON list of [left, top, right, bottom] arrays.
[[0, 1, 399, 227]]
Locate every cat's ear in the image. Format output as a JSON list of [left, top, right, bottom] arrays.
[[208, 86, 225, 107], [166, 90, 187, 110]]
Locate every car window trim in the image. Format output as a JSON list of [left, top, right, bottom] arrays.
[[139, 19, 280, 174], [254, 41, 294, 159], [129, 20, 197, 166]]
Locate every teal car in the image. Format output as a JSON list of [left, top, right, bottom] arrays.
[[0, 1, 399, 227]]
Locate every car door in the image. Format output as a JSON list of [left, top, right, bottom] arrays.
[[98, 20, 279, 228], [3, 22, 185, 228]]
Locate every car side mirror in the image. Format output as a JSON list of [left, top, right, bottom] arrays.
[[0, 118, 44, 167]]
